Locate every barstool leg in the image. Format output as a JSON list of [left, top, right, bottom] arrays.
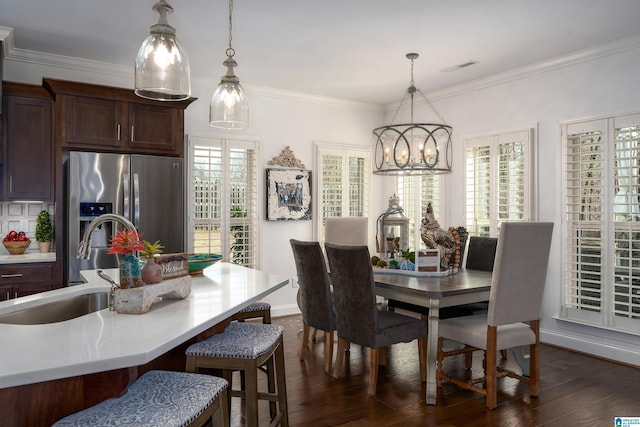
[[274, 336, 289, 427], [245, 361, 259, 427]]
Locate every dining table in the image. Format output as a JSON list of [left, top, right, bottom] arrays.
[[373, 268, 493, 405]]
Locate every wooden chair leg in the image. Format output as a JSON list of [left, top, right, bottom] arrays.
[[485, 326, 498, 410], [379, 347, 388, 366], [465, 352, 473, 369], [335, 337, 349, 378], [529, 320, 540, 397], [324, 331, 334, 374], [300, 323, 310, 360], [368, 348, 379, 396], [274, 338, 289, 427], [418, 337, 427, 382], [500, 349, 508, 359], [245, 361, 259, 427]]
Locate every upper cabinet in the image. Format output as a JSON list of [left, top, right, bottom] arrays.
[[1, 82, 54, 201], [43, 78, 195, 157]]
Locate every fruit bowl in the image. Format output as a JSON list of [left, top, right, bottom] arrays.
[[187, 253, 222, 275], [3, 239, 31, 255]]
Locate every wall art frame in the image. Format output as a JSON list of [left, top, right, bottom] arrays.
[[266, 168, 312, 221]]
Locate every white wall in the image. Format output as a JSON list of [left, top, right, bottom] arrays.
[[409, 42, 640, 365], [5, 37, 640, 364]]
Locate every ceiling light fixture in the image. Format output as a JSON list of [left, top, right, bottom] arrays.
[[135, 0, 191, 101], [210, 0, 249, 129], [373, 53, 452, 175]]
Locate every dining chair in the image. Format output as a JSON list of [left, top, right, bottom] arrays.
[[290, 239, 337, 374], [324, 217, 368, 246], [324, 242, 428, 396], [436, 222, 553, 409]]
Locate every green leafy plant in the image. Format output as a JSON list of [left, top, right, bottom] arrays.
[[35, 210, 54, 242], [140, 240, 164, 259], [401, 249, 415, 263]]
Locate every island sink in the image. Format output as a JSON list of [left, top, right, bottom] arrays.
[[0, 292, 109, 325]]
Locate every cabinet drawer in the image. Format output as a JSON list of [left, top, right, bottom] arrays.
[[0, 263, 53, 285]]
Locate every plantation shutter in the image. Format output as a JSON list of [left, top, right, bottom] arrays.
[[189, 136, 259, 268], [397, 174, 442, 251]]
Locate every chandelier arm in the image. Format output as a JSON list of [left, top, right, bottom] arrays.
[[389, 91, 412, 125]]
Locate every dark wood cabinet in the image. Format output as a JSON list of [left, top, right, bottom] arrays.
[[44, 78, 194, 157], [1, 82, 54, 201], [0, 262, 54, 300]]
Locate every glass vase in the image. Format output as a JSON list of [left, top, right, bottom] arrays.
[[120, 252, 143, 289]]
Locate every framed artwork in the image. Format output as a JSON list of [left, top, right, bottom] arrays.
[[266, 168, 312, 220]]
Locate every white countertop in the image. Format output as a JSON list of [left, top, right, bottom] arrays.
[[0, 262, 288, 389], [0, 252, 55, 264]]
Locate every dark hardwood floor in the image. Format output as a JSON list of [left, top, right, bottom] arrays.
[[231, 314, 639, 426]]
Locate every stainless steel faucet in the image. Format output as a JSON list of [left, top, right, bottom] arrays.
[[77, 213, 138, 260]]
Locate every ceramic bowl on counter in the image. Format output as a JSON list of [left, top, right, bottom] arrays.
[[187, 253, 223, 275]]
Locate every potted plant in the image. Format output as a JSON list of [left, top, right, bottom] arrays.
[[107, 230, 145, 288], [35, 210, 54, 253], [140, 240, 164, 284]]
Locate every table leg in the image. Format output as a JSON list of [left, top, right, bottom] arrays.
[[426, 298, 439, 405]]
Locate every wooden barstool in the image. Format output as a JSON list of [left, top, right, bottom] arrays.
[[186, 322, 288, 427], [52, 370, 229, 426], [230, 301, 272, 324]]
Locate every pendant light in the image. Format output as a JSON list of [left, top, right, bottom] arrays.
[[373, 53, 452, 175], [135, 0, 191, 101], [210, 0, 250, 129]]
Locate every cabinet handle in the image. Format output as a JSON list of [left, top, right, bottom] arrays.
[[131, 125, 134, 142], [9, 176, 12, 194], [1, 274, 23, 278], [117, 124, 121, 141], [13, 291, 18, 299]]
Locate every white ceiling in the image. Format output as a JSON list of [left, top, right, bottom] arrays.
[[2, 0, 640, 106]]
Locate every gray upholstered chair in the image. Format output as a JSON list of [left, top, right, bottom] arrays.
[[436, 222, 553, 409], [324, 242, 428, 396], [290, 239, 337, 374]]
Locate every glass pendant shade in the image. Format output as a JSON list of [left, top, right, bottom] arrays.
[[209, 55, 250, 129], [135, 1, 191, 101]]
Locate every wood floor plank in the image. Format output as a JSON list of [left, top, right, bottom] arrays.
[[230, 315, 639, 426]]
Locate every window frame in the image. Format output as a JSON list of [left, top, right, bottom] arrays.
[[463, 128, 534, 237], [187, 134, 261, 269], [313, 142, 371, 246]]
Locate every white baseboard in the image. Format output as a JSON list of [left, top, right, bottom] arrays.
[[541, 328, 640, 366]]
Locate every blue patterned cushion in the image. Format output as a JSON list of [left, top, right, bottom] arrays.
[[236, 301, 271, 313], [186, 322, 284, 359], [53, 370, 228, 427]]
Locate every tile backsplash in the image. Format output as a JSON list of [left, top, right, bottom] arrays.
[[0, 202, 55, 254]]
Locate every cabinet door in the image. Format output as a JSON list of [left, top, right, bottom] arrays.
[[128, 103, 181, 155], [62, 95, 124, 149], [4, 96, 54, 201], [0, 263, 53, 298]]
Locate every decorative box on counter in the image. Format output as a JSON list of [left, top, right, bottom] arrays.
[[114, 275, 191, 314], [155, 253, 189, 280]]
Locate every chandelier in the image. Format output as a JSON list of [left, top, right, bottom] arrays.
[[373, 53, 452, 175], [135, 0, 191, 101], [210, 0, 250, 129]]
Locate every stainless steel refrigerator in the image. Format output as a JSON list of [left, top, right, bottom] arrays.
[[65, 151, 184, 284]]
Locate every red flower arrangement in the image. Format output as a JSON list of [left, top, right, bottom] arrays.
[[107, 230, 144, 255]]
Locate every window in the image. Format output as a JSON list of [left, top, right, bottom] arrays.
[[562, 114, 640, 333], [464, 129, 533, 237], [314, 144, 370, 242], [188, 136, 259, 268], [396, 174, 442, 250]]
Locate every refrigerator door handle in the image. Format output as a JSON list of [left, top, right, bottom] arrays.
[[123, 173, 130, 223], [133, 172, 140, 227]]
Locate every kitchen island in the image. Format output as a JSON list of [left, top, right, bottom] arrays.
[[0, 262, 288, 426]]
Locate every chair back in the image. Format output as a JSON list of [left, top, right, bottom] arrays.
[[488, 222, 553, 326], [324, 217, 368, 246], [290, 239, 336, 332], [465, 236, 498, 272], [324, 243, 378, 347]]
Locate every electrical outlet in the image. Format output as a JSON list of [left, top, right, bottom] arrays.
[[291, 276, 298, 288]]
